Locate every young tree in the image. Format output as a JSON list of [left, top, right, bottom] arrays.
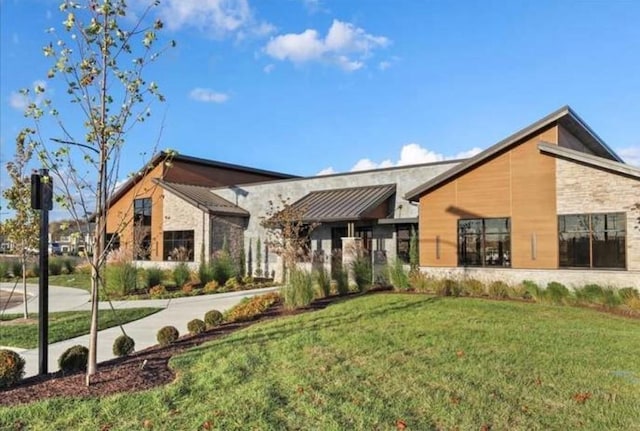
[[2, 131, 40, 318], [260, 195, 318, 282], [18, 0, 174, 384], [409, 225, 419, 272], [255, 237, 262, 277]]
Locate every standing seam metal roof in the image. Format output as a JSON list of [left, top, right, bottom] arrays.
[[289, 184, 396, 222], [156, 180, 249, 217]]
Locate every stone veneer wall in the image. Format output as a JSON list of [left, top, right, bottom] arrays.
[[556, 158, 640, 271], [162, 190, 209, 265], [421, 267, 639, 289]]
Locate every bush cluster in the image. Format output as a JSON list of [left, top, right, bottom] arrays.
[[224, 292, 280, 323], [0, 349, 25, 389], [112, 335, 135, 357], [187, 318, 206, 335], [157, 326, 179, 346], [313, 267, 331, 298], [105, 262, 138, 297], [144, 266, 164, 289], [173, 262, 191, 288], [387, 259, 410, 291], [58, 345, 89, 373], [351, 255, 372, 292]]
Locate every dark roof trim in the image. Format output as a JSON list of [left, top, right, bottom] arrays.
[[538, 143, 640, 180], [405, 106, 623, 201], [155, 179, 250, 217], [108, 151, 296, 206]]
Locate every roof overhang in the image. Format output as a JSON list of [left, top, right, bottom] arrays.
[[405, 106, 624, 201], [538, 143, 640, 180]]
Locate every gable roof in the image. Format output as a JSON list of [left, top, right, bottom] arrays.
[[108, 151, 296, 206], [405, 106, 623, 201], [538, 143, 640, 180], [156, 180, 250, 217], [289, 184, 396, 222]]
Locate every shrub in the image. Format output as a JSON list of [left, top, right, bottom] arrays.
[[211, 252, 236, 285], [157, 326, 179, 346], [459, 278, 485, 296], [545, 281, 570, 304], [182, 281, 200, 294], [224, 292, 280, 323], [600, 287, 623, 308], [203, 280, 219, 293], [521, 280, 542, 300], [144, 266, 164, 289], [351, 255, 372, 292], [112, 335, 135, 357], [575, 284, 604, 303], [187, 318, 206, 335], [224, 277, 240, 291], [488, 281, 510, 299], [149, 284, 167, 298], [0, 349, 25, 389], [10, 260, 22, 278], [49, 257, 63, 276], [197, 261, 214, 285], [281, 269, 315, 309], [619, 287, 640, 301], [410, 271, 436, 293], [333, 266, 349, 295], [58, 345, 89, 373], [105, 262, 138, 297], [0, 261, 8, 280], [62, 258, 76, 274], [435, 278, 460, 297], [313, 267, 331, 298], [204, 309, 224, 328], [387, 259, 410, 291], [173, 262, 191, 288], [27, 262, 39, 278]]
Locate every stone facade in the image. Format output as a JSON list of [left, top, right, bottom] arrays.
[[421, 266, 640, 289], [162, 190, 209, 265], [556, 158, 640, 270], [214, 161, 459, 281]]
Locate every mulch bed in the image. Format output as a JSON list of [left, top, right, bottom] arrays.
[[0, 294, 353, 407], [0, 290, 24, 312]]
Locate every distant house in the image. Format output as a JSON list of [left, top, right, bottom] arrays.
[[405, 106, 639, 288]]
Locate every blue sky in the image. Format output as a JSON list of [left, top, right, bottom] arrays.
[[1, 0, 640, 220]]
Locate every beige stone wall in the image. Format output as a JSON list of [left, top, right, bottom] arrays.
[[162, 191, 209, 264], [556, 158, 640, 270], [421, 267, 639, 289]]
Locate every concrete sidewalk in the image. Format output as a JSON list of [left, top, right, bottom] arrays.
[[0, 283, 279, 377]]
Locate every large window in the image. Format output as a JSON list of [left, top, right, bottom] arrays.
[[163, 230, 194, 261], [133, 198, 152, 260], [559, 213, 626, 269], [458, 218, 510, 267], [396, 224, 417, 264]]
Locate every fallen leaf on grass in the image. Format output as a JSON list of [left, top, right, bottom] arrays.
[[572, 392, 592, 404], [142, 419, 153, 429], [480, 424, 492, 431], [450, 395, 461, 405], [202, 421, 212, 430], [396, 419, 407, 430], [456, 350, 465, 358]]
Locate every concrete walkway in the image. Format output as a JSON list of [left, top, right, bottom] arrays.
[[0, 282, 279, 377]]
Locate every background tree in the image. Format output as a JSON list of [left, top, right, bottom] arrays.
[[19, 0, 174, 384], [2, 131, 40, 318], [260, 196, 318, 282]]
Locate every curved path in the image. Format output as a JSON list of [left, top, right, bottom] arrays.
[[0, 283, 279, 377]]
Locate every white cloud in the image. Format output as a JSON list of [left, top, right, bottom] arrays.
[[264, 19, 390, 71], [159, 0, 273, 39], [378, 60, 391, 71], [316, 166, 336, 176], [263, 63, 275, 74], [189, 88, 229, 103], [349, 143, 482, 172], [618, 145, 640, 167]]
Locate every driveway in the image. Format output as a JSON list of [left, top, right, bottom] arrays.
[[0, 283, 279, 377]]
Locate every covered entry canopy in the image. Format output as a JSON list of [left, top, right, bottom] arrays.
[[289, 184, 396, 223]]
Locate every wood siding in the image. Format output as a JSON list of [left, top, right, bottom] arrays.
[[419, 125, 559, 269]]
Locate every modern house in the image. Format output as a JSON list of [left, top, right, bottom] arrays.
[[406, 106, 639, 288], [105, 106, 639, 288]]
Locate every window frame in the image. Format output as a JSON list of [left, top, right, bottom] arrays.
[[396, 223, 417, 264], [457, 217, 511, 268], [558, 212, 626, 270], [163, 230, 195, 261]]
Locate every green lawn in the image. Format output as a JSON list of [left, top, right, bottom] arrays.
[[0, 307, 161, 349], [2, 295, 640, 430], [25, 272, 93, 291]]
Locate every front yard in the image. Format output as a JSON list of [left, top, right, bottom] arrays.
[[1, 294, 638, 430]]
